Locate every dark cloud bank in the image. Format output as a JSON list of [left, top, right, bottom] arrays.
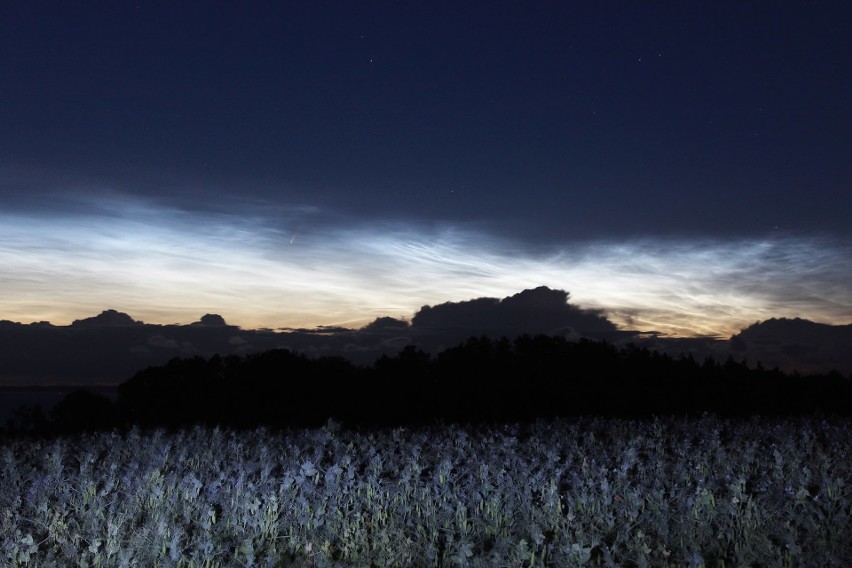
[[1, 287, 850, 386]]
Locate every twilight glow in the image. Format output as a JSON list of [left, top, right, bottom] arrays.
[[1, 195, 849, 338], [2, 4, 849, 345]]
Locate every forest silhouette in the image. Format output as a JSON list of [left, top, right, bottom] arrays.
[[6, 335, 849, 435]]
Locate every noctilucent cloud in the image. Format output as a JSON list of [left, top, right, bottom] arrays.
[[1, 3, 850, 337]]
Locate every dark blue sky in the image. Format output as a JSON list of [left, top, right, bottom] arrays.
[[1, 2, 850, 334]]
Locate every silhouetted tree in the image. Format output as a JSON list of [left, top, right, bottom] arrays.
[[50, 389, 117, 432], [102, 336, 850, 431]]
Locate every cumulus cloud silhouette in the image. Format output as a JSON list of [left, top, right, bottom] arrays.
[[360, 317, 410, 334], [411, 287, 618, 337], [192, 314, 229, 327], [71, 309, 141, 327], [729, 318, 852, 375], [0, 311, 269, 385], [2, 290, 851, 387]]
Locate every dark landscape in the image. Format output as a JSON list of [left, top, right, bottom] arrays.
[[2, 335, 850, 566], [3, 286, 851, 432], [0, 288, 850, 434]]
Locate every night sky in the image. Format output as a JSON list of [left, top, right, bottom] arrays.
[[1, 2, 850, 337]]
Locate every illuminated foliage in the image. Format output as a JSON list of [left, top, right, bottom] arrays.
[[1, 415, 850, 566]]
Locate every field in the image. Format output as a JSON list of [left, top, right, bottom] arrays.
[[2, 414, 850, 567]]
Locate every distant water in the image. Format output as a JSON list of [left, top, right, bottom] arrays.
[[0, 386, 119, 426]]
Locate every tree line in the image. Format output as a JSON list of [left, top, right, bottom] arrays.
[[4, 335, 851, 435]]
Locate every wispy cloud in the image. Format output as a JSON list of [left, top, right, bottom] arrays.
[[555, 238, 852, 336], [1, 194, 849, 336]]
